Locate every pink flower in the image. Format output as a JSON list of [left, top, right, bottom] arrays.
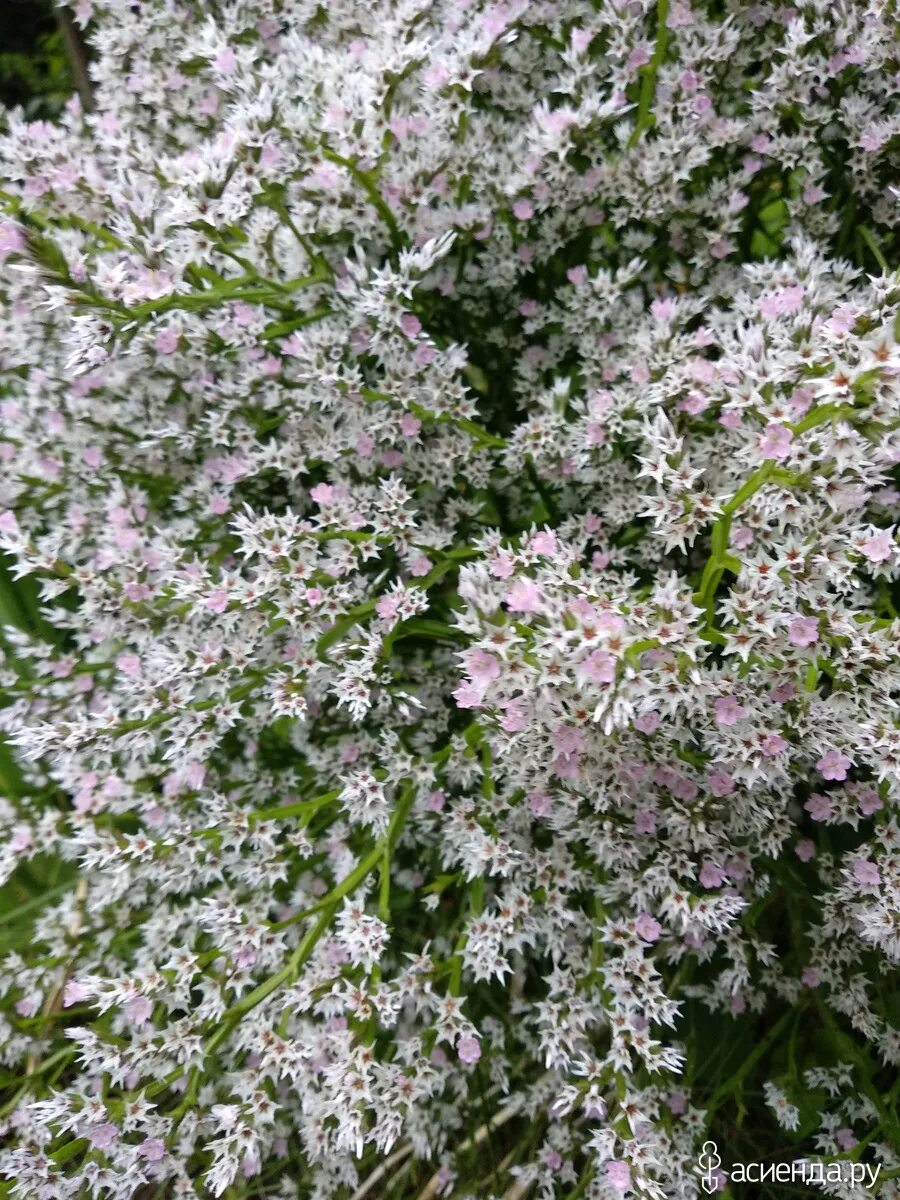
[[581, 421, 605, 449], [678, 391, 708, 415], [154, 327, 179, 354], [116, 653, 141, 677], [707, 770, 734, 797], [512, 199, 534, 220], [714, 695, 746, 727], [606, 1159, 631, 1191], [125, 994, 152, 1025], [400, 313, 421, 338], [552, 725, 585, 755], [214, 46, 237, 73], [795, 839, 816, 862], [457, 1035, 481, 1063], [852, 859, 880, 888], [699, 860, 726, 888], [571, 27, 593, 53], [376, 594, 400, 620], [530, 530, 557, 555], [0, 510, 21, 537], [184, 761, 205, 789], [858, 788, 882, 816], [0, 221, 25, 262], [788, 616, 818, 647], [528, 790, 550, 817], [759, 285, 805, 318], [206, 590, 229, 614], [137, 1139, 166, 1162], [634, 808, 657, 835], [635, 912, 661, 942], [309, 483, 335, 504], [630, 362, 650, 385], [634, 711, 660, 734], [453, 682, 484, 709], [589, 390, 612, 417], [552, 752, 580, 781], [827, 305, 855, 334], [725, 855, 749, 882], [673, 776, 698, 802], [399, 413, 422, 438], [859, 126, 886, 152], [506, 578, 541, 613], [500, 698, 527, 732], [758, 423, 793, 460], [88, 1123, 118, 1149], [759, 732, 787, 757], [465, 649, 501, 687], [802, 967, 821, 987], [860, 531, 894, 562], [817, 750, 851, 781], [63, 980, 89, 1007], [10, 825, 31, 854], [581, 650, 616, 685], [628, 44, 650, 69], [789, 387, 813, 415], [804, 793, 832, 821]]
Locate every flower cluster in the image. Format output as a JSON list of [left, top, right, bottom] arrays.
[[0, 1, 898, 1198]]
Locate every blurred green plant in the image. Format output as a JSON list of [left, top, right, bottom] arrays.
[[0, 1, 88, 120]]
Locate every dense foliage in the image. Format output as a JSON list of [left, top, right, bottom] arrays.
[[0, 1, 76, 120], [0, 1, 898, 1197]]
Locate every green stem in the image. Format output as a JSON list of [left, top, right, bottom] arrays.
[[693, 462, 775, 627], [50, 785, 418, 1165], [251, 788, 341, 825], [628, 0, 671, 147], [858, 226, 889, 274], [320, 148, 404, 251], [704, 1005, 798, 1115]]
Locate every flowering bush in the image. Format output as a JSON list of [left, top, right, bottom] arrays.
[[0, 1, 899, 1197]]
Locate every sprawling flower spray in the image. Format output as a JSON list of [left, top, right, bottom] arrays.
[[0, 1, 898, 1197]]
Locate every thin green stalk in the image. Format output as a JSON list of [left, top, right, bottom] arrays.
[[628, 0, 671, 147], [320, 148, 404, 251], [704, 1005, 798, 1115], [858, 226, 889, 274], [0, 879, 77, 927]]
